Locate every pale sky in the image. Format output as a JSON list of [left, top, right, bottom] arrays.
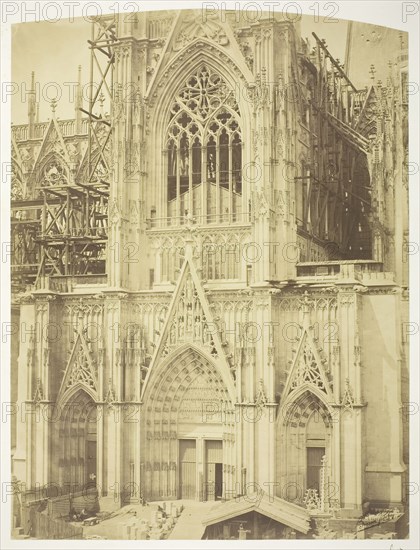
[[11, 12, 349, 125]]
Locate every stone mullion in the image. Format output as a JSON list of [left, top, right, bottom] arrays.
[[215, 135, 220, 223], [200, 145, 206, 221], [176, 146, 181, 220], [188, 141, 193, 217]]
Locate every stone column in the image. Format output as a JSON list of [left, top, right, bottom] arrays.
[[13, 298, 35, 486], [336, 290, 364, 515]]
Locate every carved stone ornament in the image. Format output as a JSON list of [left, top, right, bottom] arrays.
[[105, 378, 117, 409], [173, 15, 229, 51], [255, 378, 268, 409], [341, 378, 355, 413], [33, 378, 44, 405]]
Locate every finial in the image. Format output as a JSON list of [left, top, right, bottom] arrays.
[[369, 64, 376, 82], [98, 91, 105, 115], [50, 98, 57, 115], [399, 32, 404, 50]]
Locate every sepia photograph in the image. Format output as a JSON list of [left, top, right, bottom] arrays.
[[1, 0, 418, 546]]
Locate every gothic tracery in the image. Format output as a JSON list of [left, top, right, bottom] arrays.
[[165, 65, 242, 223]]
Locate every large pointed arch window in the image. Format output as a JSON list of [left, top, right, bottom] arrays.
[[165, 65, 243, 225]]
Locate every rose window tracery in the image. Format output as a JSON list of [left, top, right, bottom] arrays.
[[42, 158, 69, 186]]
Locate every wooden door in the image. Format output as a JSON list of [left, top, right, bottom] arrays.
[[179, 439, 196, 499], [206, 463, 216, 500], [86, 440, 97, 486], [205, 440, 223, 501], [214, 463, 223, 499]]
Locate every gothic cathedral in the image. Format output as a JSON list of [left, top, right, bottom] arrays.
[[11, 9, 409, 538]]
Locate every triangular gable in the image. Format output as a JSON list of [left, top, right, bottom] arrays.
[[12, 135, 23, 166], [29, 118, 72, 186], [283, 327, 333, 399], [11, 136, 25, 199], [146, 9, 253, 100], [141, 239, 236, 401], [57, 328, 98, 403], [75, 120, 111, 183], [202, 492, 310, 534], [354, 85, 378, 134]]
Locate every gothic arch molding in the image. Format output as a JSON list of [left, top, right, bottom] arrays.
[[279, 388, 333, 429], [281, 383, 335, 418], [54, 388, 98, 491], [148, 52, 252, 225], [142, 341, 235, 404], [277, 388, 336, 506], [141, 344, 234, 500], [147, 39, 253, 120], [148, 46, 253, 167], [59, 380, 98, 408]]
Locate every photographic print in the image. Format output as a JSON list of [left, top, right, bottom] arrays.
[[1, 1, 418, 546]]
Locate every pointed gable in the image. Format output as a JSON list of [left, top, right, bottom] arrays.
[[75, 120, 111, 183], [283, 326, 333, 399], [146, 9, 253, 101], [141, 237, 236, 401], [354, 85, 379, 137], [57, 328, 98, 403], [12, 135, 23, 166], [29, 118, 73, 187]]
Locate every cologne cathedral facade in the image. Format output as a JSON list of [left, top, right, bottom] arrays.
[[11, 10, 409, 537]]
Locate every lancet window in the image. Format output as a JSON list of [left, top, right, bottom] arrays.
[[165, 65, 243, 225]]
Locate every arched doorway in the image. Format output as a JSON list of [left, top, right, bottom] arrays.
[[58, 389, 98, 492], [277, 390, 333, 505], [141, 346, 234, 501]]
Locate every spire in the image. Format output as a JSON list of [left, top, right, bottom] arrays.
[[28, 71, 36, 138], [75, 65, 83, 133]]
